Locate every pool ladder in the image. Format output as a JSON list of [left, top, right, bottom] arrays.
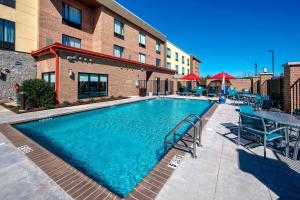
[[164, 114, 203, 158]]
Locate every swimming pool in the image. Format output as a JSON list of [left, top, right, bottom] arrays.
[[14, 98, 213, 197]]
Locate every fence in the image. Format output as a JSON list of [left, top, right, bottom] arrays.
[[291, 78, 300, 113], [138, 80, 174, 96], [267, 76, 284, 108]]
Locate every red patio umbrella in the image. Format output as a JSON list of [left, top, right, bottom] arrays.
[[210, 72, 234, 79], [180, 73, 202, 81]]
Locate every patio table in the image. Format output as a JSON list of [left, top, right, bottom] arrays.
[[239, 94, 256, 105], [254, 111, 300, 160]]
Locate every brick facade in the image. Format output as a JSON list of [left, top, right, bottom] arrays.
[[259, 73, 273, 96], [206, 78, 251, 92], [38, 0, 166, 67], [283, 63, 300, 113], [34, 46, 174, 103], [190, 55, 201, 76], [251, 76, 260, 94]]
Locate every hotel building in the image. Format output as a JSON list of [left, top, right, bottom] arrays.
[[1, 0, 176, 102], [0, 0, 38, 99], [166, 41, 191, 77]]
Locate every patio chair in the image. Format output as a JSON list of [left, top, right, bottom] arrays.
[[193, 86, 206, 96], [238, 112, 287, 159], [178, 87, 191, 96], [227, 87, 237, 98], [207, 87, 216, 97], [240, 105, 254, 115], [242, 88, 251, 94]]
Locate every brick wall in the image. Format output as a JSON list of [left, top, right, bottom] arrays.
[[98, 7, 166, 67], [38, 0, 94, 50], [251, 76, 260, 94], [259, 73, 273, 96], [38, 0, 166, 67], [206, 78, 251, 92], [37, 51, 173, 102], [283, 63, 300, 113]]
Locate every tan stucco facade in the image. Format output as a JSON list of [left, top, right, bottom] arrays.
[[166, 41, 191, 75], [0, 0, 38, 52]]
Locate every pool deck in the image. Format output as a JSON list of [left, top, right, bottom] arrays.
[[157, 99, 300, 200], [0, 96, 299, 199]]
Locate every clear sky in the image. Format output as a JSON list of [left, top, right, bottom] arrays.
[[116, 0, 300, 77]]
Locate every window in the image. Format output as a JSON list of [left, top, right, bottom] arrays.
[[182, 67, 185, 75], [156, 59, 161, 67], [78, 73, 108, 99], [113, 45, 124, 58], [62, 2, 82, 29], [175, 52, 178, 61], [175, 65, 179, 73], [0, 18, 15, 50], [139, 53, 146, 63], [62, 34, 81, 48], [182, 56, 185, 64], [167, 48, 171, 58], [139, 33, 146, 48], [114, 19, 124, 39], [187, 58, 190, 66], [166, 62, 171, 69], [42, 72, 55, 88], [0, 0, 15, 8], [156, 41, 161, 54]]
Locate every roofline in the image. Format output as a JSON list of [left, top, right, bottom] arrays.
[[31, 43, 176, 74], [191, 55, 202, 63], [282, 62, 300, 67], [97, 0, 166, 42], [166, 41, 190, 55]]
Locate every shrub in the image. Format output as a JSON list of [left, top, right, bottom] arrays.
[[21, 79, 55, 109], [63, 101, 71, 106]]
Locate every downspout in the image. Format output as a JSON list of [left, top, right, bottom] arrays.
[[50, 47, 59, 102]]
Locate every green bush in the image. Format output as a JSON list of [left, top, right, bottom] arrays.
[[21, 79, 56, 109]]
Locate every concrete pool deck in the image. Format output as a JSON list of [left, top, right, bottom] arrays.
[[157, 101, 300, 200], [0, 96, 299, 199]]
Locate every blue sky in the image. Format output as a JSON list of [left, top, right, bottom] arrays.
[[116, 0, 300, 77]]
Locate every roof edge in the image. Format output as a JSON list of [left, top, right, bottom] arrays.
[[97, 0, 166, 42], [31, 43, 176, 74]]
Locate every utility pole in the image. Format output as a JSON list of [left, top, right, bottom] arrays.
[[268, 50, 275, 77], [254, 61, 258, 76]]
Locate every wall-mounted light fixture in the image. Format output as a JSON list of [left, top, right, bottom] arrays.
[[68, 69, 74, 77]]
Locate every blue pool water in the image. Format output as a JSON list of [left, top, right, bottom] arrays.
[[14, 98, 212, 197]]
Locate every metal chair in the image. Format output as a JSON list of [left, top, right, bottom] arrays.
[[238, 112, 287, 159]]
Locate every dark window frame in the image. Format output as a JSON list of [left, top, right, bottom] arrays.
[[0, 18, 15, 51], [139, 53, 146, 63], [62, 34, 81, 48], [113, 44, 124, 58], [167, 48, 171, 58], [78, 73, 108, 99], [62, 2, 82, 30], [0, 0, 15, 8], [42, 72, 55, 88], [156, 58, 161, 67], [156, 41, 161, 54], [114, 19, 124, 40], [139, 32, 146, 48], [175, 52, 179, 61]]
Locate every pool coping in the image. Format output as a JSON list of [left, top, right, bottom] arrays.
[[0, 100, 218, 200]]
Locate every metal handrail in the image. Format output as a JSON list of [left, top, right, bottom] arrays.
[[164, 114, 203, 158]]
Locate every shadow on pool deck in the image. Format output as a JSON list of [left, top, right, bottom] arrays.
[[218, 123, 300, 200]]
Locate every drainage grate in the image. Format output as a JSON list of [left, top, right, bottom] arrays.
[[18, 145, 33, 154], [167, 155, 183, 169]]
